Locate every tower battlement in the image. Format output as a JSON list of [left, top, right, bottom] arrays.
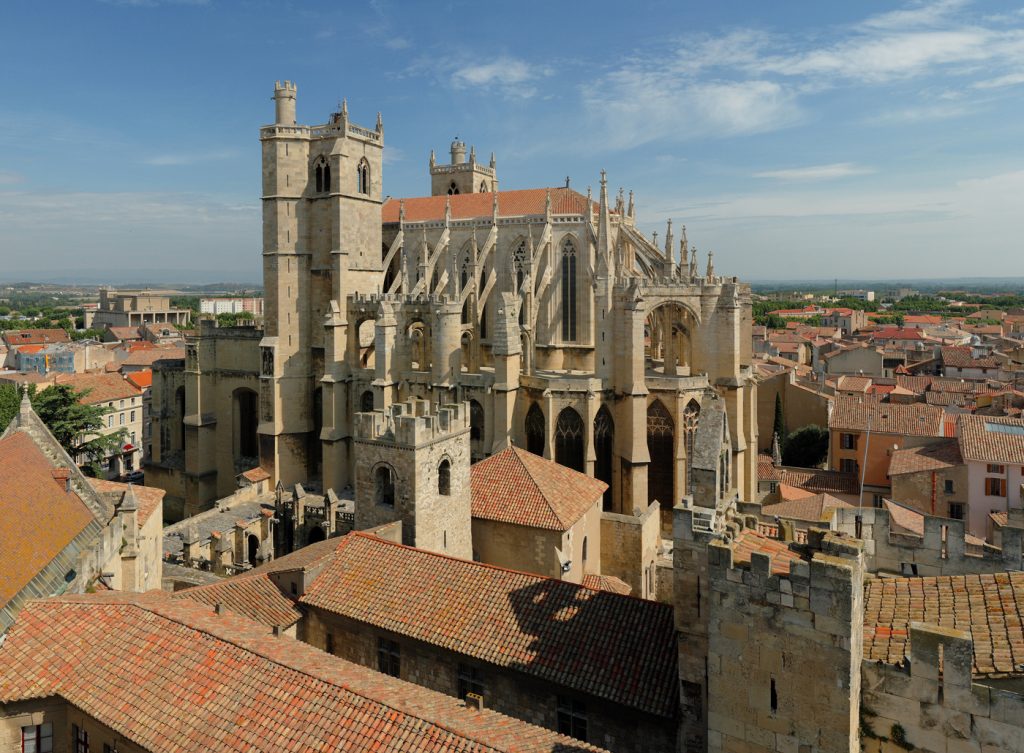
[[354, 400, 470, 446], [274, 80, 297, 93]]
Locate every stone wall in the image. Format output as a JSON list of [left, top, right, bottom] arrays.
[[861, 624, 1024, 753], [600, 500, 660, 598], [704, 531, 865, 753], [834, 507, 1022, 575], [303, 607, 676, 753]]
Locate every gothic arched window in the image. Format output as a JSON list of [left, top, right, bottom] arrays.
[[683, 400, 701, 496], [323, 163, 331, 192], [438, 458, 451, 496], [514, 240, 528, 326], [525, 402, 545, 456], [448, 181, 459, 195], [357, 159, 370, 195], [554, 407, 585, 473], [647, 400, 675, 509], [594, 405, 614, 511], [561, 238, 577, 341], [315, 163, 324, 193], [470, 399, 484, 443], [360, 390, 374, 412]]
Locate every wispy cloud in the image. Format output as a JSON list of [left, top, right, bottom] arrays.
[[754, 163, 875, 181], [141, 149, 238, 166], [865, 102, 971, 124], [450, 57, 551, 98], [973, 71, 1024, 89], [0, 171, 24, 185]]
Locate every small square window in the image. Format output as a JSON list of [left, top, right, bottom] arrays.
[[949, 502, 965, 521], [457, 663, 485, 700], [556, 696, 588, 742], [378, 637, 400, 677], [944, 479, 954, 494]]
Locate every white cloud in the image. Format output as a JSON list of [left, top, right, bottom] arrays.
[[0, 171, 23, 185], [865, 102, 971, 123], [973, 71, 1024, 88], [450, 57, 550, 97], [754, 163, 875, 181], [141, 149, 238, 166]]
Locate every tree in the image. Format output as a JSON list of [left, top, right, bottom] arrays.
[[0, 383, 26, 434], [782, 425, 829, 468], [31, 384, 126, 476], [772, 393, 787, 458]]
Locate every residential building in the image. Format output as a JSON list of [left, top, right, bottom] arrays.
[[87, 288, 190, 329], [956, 414, 1024, 539], [199, 297, 264, 316], [55, 372, 145, 478]]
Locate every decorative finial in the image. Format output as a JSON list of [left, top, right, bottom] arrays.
[[429, 149, 435, 168], [341, 97, 348, 116], [599, 169, 607, 187], [19, 388, 31, 417], [706, 249, 715, 278], [565, 176, 571, 189], [490, 151, 496, 169], [376, 111, 383, 131]]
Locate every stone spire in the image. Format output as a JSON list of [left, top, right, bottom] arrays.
[[399, 199, 406, 226], [444, 195, 452, 226], [664, 219, 674, 261], [706, 250, 715, 279], [429, 149, 436, 168], [689, 246, 699, 278], [652, 231, 658, 249], [597, 170, 613, 277], [376, 111, 383, 132], [771, 432, 782, 467], [627, 190, 635, 219], [490, 151, 496, 169], [469, 144, 476, 164], [492, 190, 499, 225], [120, 483, 139, 512], [19, 389, 31, 419], [617, 187, 625, 214]]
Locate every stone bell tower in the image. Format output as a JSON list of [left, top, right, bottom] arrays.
[[352, 400, 472, 559], [259, 81, 384, 489], [429, 139, 499, 196]]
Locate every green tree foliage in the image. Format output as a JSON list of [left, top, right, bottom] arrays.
[[0, 383, 125, 477], [772, 394, 786, 454], [782, 425, 829, 468]]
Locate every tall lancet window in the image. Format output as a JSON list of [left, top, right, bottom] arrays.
[[561, 238, 577, 341], [514, 240, 528, 326]]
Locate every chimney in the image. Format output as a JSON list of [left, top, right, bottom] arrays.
[[215, 603, 225, 615], [464, 692, 484, 711], [272, 625, 283, 637]]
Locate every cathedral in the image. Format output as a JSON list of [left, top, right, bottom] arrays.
[[147, 81, 758, 526]]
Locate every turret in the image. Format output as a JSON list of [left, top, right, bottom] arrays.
[[273, 81, 297, 125], [451, 138, 467, 165]]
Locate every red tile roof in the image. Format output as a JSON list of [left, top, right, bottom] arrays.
[[761, 493, 853, 524], [51, 372, 141, 404], [1, 329, 71, 346], [829, 396, 944, 436], [731, 530, 803, 575], [863, 572, 1024, 678], [382, 187, 601, 224], [125, 369, 152, 389], [470, 446, 606, 530], [582, 574, 633, 596], [0, 592, 608, 753], [88, 479, 163, 525], [0, 432, 96, 609], [887, 440, 963, 476], [941, 346, 1001, 370], [173, 572, 302, 628], [778, 467, 861, 496], [300, 533, 678, 717], [957, 414, 1024, 465], [871, 327, 926, 341]]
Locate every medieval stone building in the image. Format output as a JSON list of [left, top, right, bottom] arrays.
[[147, 81, 758, 528]]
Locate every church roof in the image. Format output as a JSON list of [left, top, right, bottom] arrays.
[[0, 431, 98, 613], [382, 187, 601, 224], [0, 591, 609, 753], [299, 533, 678, 718], [470, 446, 606, 531]]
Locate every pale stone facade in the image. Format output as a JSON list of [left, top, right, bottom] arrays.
[[148, 81, 759, 531]]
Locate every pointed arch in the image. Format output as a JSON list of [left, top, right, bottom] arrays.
[[561, 237, 578, 341], [554, 406, 585, 473], [683, 399, 701, 496], [438, 458, 451, 496], [594, 405, 615, 511], [647, 399, 675, 509], [469, 399, 484, 444], [525, 402, 545, 457], [359, 390, 375, 412], [357, 158, 371, 195]]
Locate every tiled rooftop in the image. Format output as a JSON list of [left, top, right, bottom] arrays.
[[382, 187, 602, 224], [761, 493, 852, 524], [957, 414, 1024, 465], [173, 572, 302, 628], [582, 574, 633, 596], [888, 440, 963, 476], [88, 478, 163, 524], [0, 431, 98, 609], [941, 346, 1001, 370], [471, 446, 607, 530], [0, 592, 609, 753], [731, 530, 803, 575], [829, 396, 944, 436], [300, 533, 678, 717], [862, 571, 1024, 679]]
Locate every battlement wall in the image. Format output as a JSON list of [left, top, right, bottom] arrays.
[[354, 400, 470, 446]]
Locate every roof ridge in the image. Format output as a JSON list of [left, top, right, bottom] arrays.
[[510, 446, 568, 527]]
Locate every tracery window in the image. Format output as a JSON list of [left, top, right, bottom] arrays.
[[357, 158, 370, 195], [561, 238, 577, 341], [554, 407, 585, 472], [448, 181, 460, 195], [514, 240, 528, 326], [525, 402, 545, 456], [683, 400, 701, 496]]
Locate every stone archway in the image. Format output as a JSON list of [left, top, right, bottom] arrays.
[[643, 301, 699, 376]]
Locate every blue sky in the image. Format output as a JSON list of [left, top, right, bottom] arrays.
[[2, 0, 1023, 283]]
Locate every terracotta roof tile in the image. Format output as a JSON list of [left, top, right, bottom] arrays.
[[778, 467, 861, 496], [581, 574, 633, 596], [829, 396, 944, 436], [300, 533, 677, 717], [88, 478, 163, 525], [51, 372, 141, 404], [240, 466, 271, 483], [382, 187, 602, 224], [173, 572, 302, 628], [731, 530, 803, 575], [941, 346, 1001, 370], [862, 571, 1024, 678], [761, 493, 853, 523], [888, 440, 963, 476], [957, 414, 1024, 465], [1, 329, 70, 346], [471, 447, 606, 530], [0, 432, 96, 608], [125, 369, 152, 389], [0, 592, 609, 753]]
